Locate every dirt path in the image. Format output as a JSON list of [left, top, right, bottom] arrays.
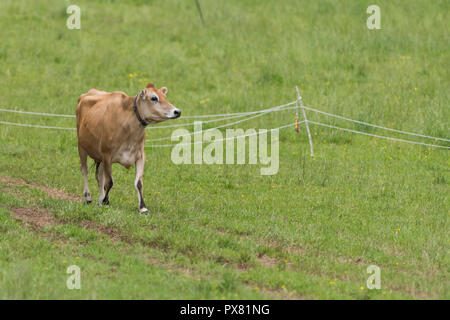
[[0, 176, 306, 299], [0, 176, 80, 201]]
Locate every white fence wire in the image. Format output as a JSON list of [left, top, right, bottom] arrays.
[[302, 105, 450, 143], [146, 102, 296, 142], [0, 101, 296, 121], [0, 120, 76, 130], [147, 121, 304, 148], [0, 107, 76, 118], [0, 95, 449, 150], [307, 120, 450, 149]]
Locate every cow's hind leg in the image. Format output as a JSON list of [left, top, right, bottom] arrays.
[[135, 155, 148, 214], [97, 162, 106, 205], [101, 158, 113, 205], [78, 146, 92, 204]]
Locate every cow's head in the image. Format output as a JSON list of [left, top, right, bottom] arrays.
[[137, 83, 181, 123]]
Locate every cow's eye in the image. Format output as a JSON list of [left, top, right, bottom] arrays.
[[151, 95, 159, 102]]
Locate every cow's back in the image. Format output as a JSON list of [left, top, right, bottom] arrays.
[[76, 89, 123, 125], [76, 90, 129, 161]]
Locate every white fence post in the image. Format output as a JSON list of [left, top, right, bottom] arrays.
[[295, 95, 300, 133], [295, 86, 314, 157]]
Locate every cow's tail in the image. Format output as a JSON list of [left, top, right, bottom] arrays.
[[95, 161, 101, 182], [89, 161, 101, 182]]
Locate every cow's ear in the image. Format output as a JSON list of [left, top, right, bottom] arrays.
[[146, 83, 155, 89], [160, 87, 168, 96]]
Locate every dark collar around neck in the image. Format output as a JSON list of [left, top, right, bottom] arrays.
[[133, 96, 148, 127]]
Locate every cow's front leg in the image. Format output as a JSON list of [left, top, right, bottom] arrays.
[[135, 155, 148, 214]]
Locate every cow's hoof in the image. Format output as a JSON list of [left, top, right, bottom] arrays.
[[102, 198, 110, 205], [139, 207, 149, 215], [84, 192, 92, 204]]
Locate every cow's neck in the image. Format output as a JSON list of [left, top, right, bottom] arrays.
[[133, 96, 149, 127], [121, 97, 147, 142]]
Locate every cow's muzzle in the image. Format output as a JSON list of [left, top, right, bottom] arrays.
[[168, 108, 181, 119]]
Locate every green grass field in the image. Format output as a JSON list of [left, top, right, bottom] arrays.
[[0, 0, 449, 299]]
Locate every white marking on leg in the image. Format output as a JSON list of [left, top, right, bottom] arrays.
[[82, 168, 91, 203], [79, 147, 91, 203], [135, 155, 147, 213]]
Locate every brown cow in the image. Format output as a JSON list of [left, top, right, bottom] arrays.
[[76, 83, 181, 214]]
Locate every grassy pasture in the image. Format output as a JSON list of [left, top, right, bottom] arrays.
[[0, 0, 449, 299]]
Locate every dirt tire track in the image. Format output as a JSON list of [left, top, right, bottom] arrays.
[[0, 176, 80, 201], [11, 207, 59, 228]]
